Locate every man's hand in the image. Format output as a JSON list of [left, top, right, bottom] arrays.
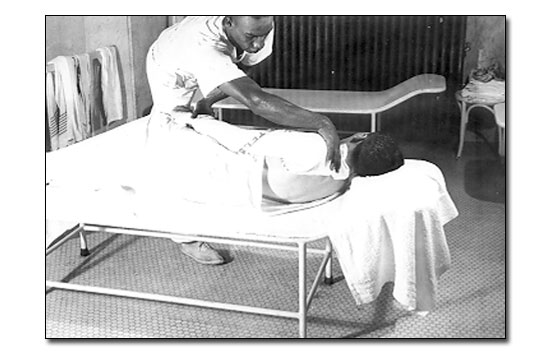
[[191, 99, 215, 119], [349, 132, 370, 143], [318, 125, 341, 172]]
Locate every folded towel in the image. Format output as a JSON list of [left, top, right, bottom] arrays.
[[461, 79, 505, 103]]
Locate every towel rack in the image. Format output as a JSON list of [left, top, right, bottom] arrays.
[[46, 50, 103, 73]]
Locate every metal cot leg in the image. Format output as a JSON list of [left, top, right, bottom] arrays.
[[298, 243, 307, 338], [79, 225, 90, 257], [324, 239, 333, 285]]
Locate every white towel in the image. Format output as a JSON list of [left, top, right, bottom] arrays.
[[96, 46, 124, 125], [461, 79, 505, 103], [46, 55, 90, 149], [326, 159, 458, 311], [45, 70, 60, 150], [75, 54, 93, 137]]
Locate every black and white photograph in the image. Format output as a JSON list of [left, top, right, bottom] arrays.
[[45, 15, 507, 339]]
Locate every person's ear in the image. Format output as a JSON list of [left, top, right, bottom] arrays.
[[223, 16, 233, 28], [351, 143, 362, 175]]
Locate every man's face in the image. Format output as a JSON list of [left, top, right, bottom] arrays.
[[224, 16, 274, 54]]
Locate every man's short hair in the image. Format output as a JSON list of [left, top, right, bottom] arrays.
[[352, 133, 404, 176], [230, 16, 272, 22]]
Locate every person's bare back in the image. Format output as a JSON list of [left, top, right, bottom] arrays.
[[262, 157, 348, 203], [261, 134, 369, 203]]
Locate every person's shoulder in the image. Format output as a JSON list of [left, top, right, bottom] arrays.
[[185, 16, 224, 34], [186, 16, 232, 52]]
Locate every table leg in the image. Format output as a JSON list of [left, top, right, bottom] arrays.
[[370, 113, 377, 133], [215, 108, 223, 121], [456, 101, 468, 158], [501, 128, 507, 156], [498, 126, 505, 156], [298, 243, 307, 338]]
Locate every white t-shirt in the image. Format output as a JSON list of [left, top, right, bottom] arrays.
[[148, 16, 274, 112]]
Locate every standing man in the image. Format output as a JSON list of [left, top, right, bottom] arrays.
[[146, 16, 341, 265]]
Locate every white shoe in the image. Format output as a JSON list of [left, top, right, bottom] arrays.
[[179, 242, 225, 265]]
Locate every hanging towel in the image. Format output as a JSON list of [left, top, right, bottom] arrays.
[[96, 46, 124, 125], [45, 70, 61, 150], [46, 56, 89, 150], [75, 53, 93, 137], [90, 56, 106, 132]]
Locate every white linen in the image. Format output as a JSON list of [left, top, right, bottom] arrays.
[[46, 114, 265, 209], [96, 46, 124, 125], [46, 55, 89, 149], [46, 117, 148, 191], [142, 114, 265, 208], [461, 79, 505, 103], [326, 160, 457, 311], [188, 117, 351, 180]]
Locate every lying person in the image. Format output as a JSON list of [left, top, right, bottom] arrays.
[[149, 114, 405, 205], [150, 115, 405, 264]]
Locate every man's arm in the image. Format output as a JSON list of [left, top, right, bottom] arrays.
[[218, 76, 341, 171], [191, 62, 260, 117], [190, 87, 228, 118]]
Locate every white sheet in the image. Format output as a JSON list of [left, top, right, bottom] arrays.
[[46, 117, 458, 312], [188, 117, 351, 180], [47, 115, 265, 209]]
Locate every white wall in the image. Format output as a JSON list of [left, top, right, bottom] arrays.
[[463, 16, 506, 81], [45, 16, 168, 121]]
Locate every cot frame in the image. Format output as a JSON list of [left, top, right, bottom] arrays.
[[46, 223, 334, 338]]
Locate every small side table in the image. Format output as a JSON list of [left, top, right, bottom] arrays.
[[455, 90, 505, 158]]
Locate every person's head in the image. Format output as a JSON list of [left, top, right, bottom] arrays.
[[223, 16, 274, 54], [351, 133, 404, 176]]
